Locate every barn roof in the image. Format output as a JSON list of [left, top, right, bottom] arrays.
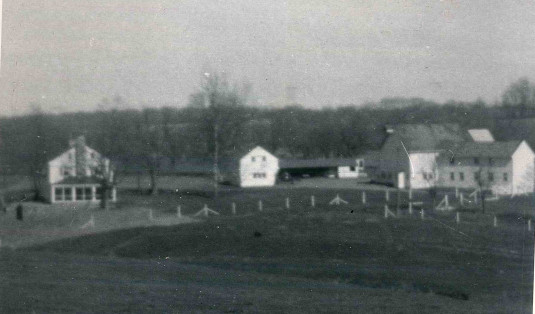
[[279, 158, 356, 169], [449, 140, 522, 158], [386, 123, 470, 152]]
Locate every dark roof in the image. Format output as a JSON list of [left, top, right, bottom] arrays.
[[279, 158, 356, 169], [55, 176, 101, 185], [387, 123, 470, 152], [449, 141, 522, 158]]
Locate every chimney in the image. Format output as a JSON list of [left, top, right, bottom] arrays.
[[74, 136, 87, 177]]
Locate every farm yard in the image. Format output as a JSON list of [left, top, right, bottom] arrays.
[[0, 177, 533, 313]]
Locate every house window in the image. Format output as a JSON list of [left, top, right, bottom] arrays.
[[350, 166, 356, 171], [251, 157, 256, 162], [68, 153, 73, 161], [84, 187, 93, 200], [474, 172, 480, 181], [358, 160, 364, 167], [503, 173, 508, 182], [423, 173, 428, 180], [76, 187, 84, 200], [459, 172, 465, 181], [474, 157, 479, 165], [55, 187, 63, 201], [64, 187, 73, 201], [253, 173, 266, 178], [262, 156, 266, 162], [488, 172, 494, 182], [450, 172, 455, 181], [96, 187, 103, 200], [428, 172, 433, 180]]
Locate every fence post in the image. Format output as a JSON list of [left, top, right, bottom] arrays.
[[528, 219, 532, 232], [460, 193, 464, 206], [456, 211, 460, 224], [177, 206, 182, 218], [385, 190, 390, 201], [420, 209, 425, 220], [258, 200, 263, 212], [311, 196, 315, 208], [493, 215, 497, 228], [232, 202, 236, 215], [455, 187, 459, 199], [445, 195, 449, 208], [409, 189, 412, 201], [285, 197, 290, 210], [409, 202, 413, 215], [362, 191, 366, 204]]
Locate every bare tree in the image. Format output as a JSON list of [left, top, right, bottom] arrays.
[[94, 157, 116, 210], [196, 72, 247, 198], [473, 163, 496, 214]]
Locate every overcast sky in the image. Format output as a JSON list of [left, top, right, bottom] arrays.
[[1, 0, 535, 115]]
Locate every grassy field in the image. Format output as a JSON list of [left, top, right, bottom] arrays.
[[0, 177, 534, 313]]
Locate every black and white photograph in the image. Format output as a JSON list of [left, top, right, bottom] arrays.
[[0, 1, 534, 313]]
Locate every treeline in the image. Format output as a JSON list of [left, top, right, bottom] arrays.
[[1, 77, 535, 177]]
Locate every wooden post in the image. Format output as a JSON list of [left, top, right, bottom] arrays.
[[456, 212, 460, 224], [445, 195, 449, 208], [455, 187, 459, 199], [362, 191, 366, 204], [232, 202, 236, 215], [258, 200, 263, 212], [177, 206, 182, 218], [311, 196, 315, 208], [474, 191, 478, 205], [384, 205, 388, 219], [460, 193, 464, 206], [409, 189, 413, 201], [285, 197, 290, 210], [409, 202, 413, 215], [385, 190, 390, 201], [493, 216, 497, 227], [420, 209, 425, 220], [528, 219, 532, 232], [204, 204, 209, 217]]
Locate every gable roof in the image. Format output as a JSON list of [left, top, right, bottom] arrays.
[[468, 129, 495, 142], [386, 123, 470, 152], [450, 140, 522, 158]]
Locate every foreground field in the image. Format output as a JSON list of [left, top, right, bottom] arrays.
[[0, 180, 534, 313]]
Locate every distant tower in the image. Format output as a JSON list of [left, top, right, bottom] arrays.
[[285, 85, 297, 104]]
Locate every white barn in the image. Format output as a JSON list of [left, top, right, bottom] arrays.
[[40, 136, 117, 203]]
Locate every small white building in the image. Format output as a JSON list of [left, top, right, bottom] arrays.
[[218, 146, 279, 188], [239, 146, 279, 187], [40, 136, 117, 203]]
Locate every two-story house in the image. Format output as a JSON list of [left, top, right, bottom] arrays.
[[40, 136, 117, 203]]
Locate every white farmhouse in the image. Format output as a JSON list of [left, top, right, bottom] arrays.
[[438, 140, 534, 195], [218, 146, 279, 187], [239, 146, 279, 187], [40, 136, 117, 203]]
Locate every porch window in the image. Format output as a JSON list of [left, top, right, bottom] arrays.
[[64, 187, 73, 201], [96, 187, 103, 200], [459, 172, 465, 181], [450, 172, 455, 181], [84, 187, 93, 200], [55, 187, 63, 201], [76, 187, 84, 200]]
